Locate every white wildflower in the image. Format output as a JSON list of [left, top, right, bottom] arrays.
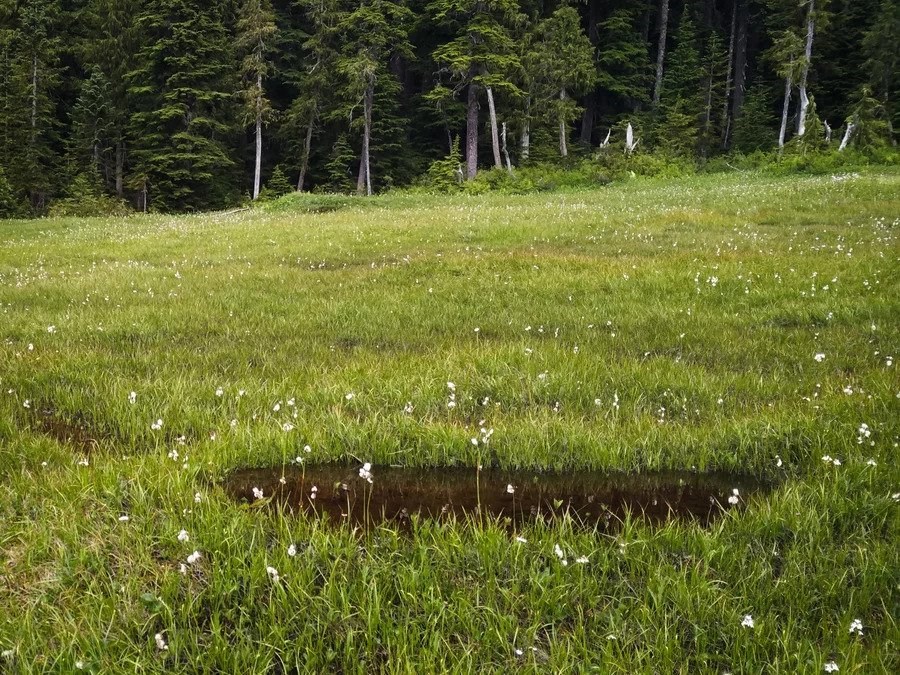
[[154, 633, 168, 651], [741, 614, 755, 629], [506, 484, 515, 494], [814, 353, 825, 362], [849, 618, 863, 636], [177, 529, 189, 542], [727, 488, 740, 505], [252, 487, 264, 500], [287, 544, 297, 557], [359, 463, 373, 483], [151, 418, 163, 431], [186, 551, 201, 565], [118, 515, 130, 522], [824, 661, 839, 673], [266, 566, 280, 582], [128, 391, 137, 404]]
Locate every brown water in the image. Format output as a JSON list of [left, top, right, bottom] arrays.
[[223, 464, 767, 529]]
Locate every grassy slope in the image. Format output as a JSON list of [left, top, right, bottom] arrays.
[[0, 171, 898, 672]]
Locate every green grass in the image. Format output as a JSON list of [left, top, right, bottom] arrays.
[[1, 170, 898, 672]]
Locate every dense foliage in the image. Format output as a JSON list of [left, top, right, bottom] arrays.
[[0, 0, 896, 213]]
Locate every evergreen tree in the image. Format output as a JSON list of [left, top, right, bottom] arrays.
[[429, 0, 524, 178], [127, 0, 239, 211], [81, 0, 140, 197], [862, 0, 899, 139], [527, 6, 597, 158], [339, 0, 414, 195], [282, 0, 344, 192], [656, 6, 703, 156], [597, 5, 652, 113], [730, 85, 774, 153], [238, 0, 277, 201]]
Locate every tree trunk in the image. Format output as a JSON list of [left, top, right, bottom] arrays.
[[485, 86, 502, 169], [31, 55, 38, 133], [652, 0, 670, 107], [115, 140, 124, 197], [580, 93, 596, 144], [501, 122, 513, 173], [778, 74, 792, 149], [796, 0, 815, 137], [465, 82, 479, 179], [730, 0, 749, 123], [721, 0, 737, 148], [253, 74, 263, 200], [641, 0, 653, 43], [558, 89, 568, 157], [838, 120, 855, 151], [357, 81, 374, 196], [298, 106, 315, 192], [520, 96, 531, 162]]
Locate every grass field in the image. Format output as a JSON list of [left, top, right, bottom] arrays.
[[1, 171, 898, 673]]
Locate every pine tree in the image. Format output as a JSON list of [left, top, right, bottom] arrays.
[[282, 0, 344, 192], [127, 0, 239, 211], [324, 133, 357, 192], [1, 0, 63, 211], [730, 85, 774, 153], [527, 6, 598, 158], [597, 6, 652, 113], [238, 0, 277, 201], [339, 0, 414, 195], [862, 0, 899, 140], [656, 5, 703, 156], [81, 0, 140, 197], [70, 67, 115, 178], [429, 0, 524, 178]]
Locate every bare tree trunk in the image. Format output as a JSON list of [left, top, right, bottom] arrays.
[[485, 86, 502, 169], [558, 89, 568, 157], [501, 122, 513, 173], [357, 81, 374, 196], [838, 120, 855, 150], [298, 106, 315, 192], [115, 140, 124, 197], [465, 83, 479, 179], [796, 0, 815, 137], [521, 97, 531, 162], [652, 0, 670, 107], [778, 75, 792, 149], [721, 0, 737, 148], [253, 74, 263, 200]]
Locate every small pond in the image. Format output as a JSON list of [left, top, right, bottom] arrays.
[[223, 464, 767, 529]]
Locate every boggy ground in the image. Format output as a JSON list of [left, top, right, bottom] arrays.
[[0, 170, 898, 672]]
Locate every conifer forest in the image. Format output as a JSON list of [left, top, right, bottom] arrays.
[[0, 0, 897, 215]]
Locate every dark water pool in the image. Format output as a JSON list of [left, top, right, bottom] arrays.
[[223, 464, 767, 529]]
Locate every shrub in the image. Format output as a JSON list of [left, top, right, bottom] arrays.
[[48, 173, 131, 218]]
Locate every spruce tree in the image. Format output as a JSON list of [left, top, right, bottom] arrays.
[[862, 0, 899, 139], [127, 0, 239, 212], [597, 6, 652, 113], [429, 0, 524, 178], [656, 5, 703, 156], [238, 0, 277, 201], [339, 0, 414, 195], [528, 6, 598, 158]]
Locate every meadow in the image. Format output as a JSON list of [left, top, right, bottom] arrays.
[[0, 170, 898, 673]]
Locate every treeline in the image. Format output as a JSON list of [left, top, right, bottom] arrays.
[[0, 0, 896, 215]]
